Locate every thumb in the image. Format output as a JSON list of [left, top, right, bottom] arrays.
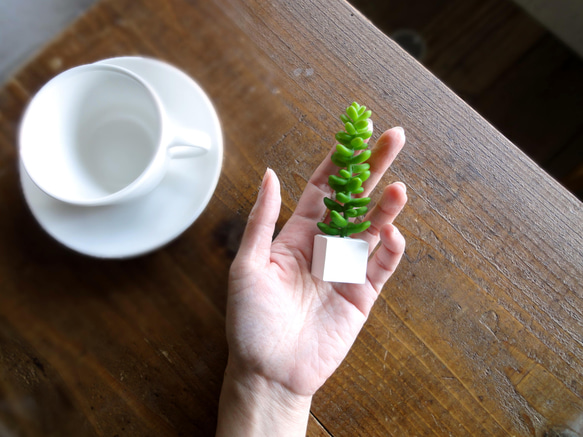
[[236, 168, 281, 267]]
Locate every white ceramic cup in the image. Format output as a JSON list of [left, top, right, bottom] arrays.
[[19, 63, 211, 206]]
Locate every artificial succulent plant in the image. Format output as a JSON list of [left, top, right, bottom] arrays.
[[317, 102, 373, 238]]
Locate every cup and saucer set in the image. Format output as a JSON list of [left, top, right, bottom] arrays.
[[19, 57, 223, 258]]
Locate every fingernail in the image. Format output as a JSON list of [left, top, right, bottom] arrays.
[[392, 127, 405, 143], [393, 181, 407, 193], [260, 168, 272, 190], [385, 223, 400, 239], [393, 126, 405, 137]]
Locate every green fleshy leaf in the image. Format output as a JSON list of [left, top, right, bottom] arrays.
[[358, 170, 371, 182], [355, 120, 369, 130], [330, 210, 348, 227], [346, 221, 371, 235], [335, 143, 354, 157], [350, 137, 364, 149], [345, 207, 368, 218], [329, 181, 346, 192], [358, 130, 373, 140], [349, 150, 372, 164], [339, 169, 352, 178], [317, 222, 341, 236], [346, 178, 362, 192], [329, 175, 347, 186], [336, 192, 351, 203], [335, 132, 352, 145], [353, 206, 368, 217], [345, 122, 356, 135], [347, 105, 358, 121], [331, 152, 348, 167], [352, 163, 370, 173], [345, 197, 371, 207], [323, 197, 344, 212]]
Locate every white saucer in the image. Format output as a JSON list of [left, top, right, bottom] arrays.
[[20, 57, 223, 258]]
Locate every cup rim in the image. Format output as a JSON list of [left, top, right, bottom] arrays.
[[19, 63, 166, 206]]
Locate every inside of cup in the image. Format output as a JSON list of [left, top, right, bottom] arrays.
[[20, 65, 162, 204]]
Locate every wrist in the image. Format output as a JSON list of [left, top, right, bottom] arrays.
[[216, 364, 312, 437]]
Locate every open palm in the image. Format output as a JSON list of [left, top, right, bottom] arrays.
[[226, 127, 407, 398]]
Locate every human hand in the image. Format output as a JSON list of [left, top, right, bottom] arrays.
[[216, 127, 407, 436]]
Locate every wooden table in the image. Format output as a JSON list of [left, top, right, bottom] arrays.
[[1, 0, 581, 435]]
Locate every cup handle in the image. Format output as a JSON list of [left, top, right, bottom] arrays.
[[167, 124, 211, 158]]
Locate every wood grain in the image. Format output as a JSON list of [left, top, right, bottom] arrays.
[[0, 0, 581, 435], [348, 0, 583, 198]]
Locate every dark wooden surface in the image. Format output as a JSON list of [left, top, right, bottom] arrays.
[[349, 0, 583, 199], [0, 0, 582, 435]]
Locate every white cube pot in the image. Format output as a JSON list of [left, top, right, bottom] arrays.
[[311, 235, 369, 284]]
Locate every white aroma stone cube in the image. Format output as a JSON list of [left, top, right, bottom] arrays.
[[311, 235, 369, 284]]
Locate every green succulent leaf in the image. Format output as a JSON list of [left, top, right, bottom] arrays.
[[317, 222, 341, 236], [329, 181, 345, 192], [331, 152, 348, 167], [335, 143, 354, 158], [358, 130, 373, 140], [323, 197, 344, 212], [330, 210, 348, 227], [336, 192, 351, 204], [349, 150, 372, 164], [346, 221, 371, 236], [353, 206, 368, 217], [350, 137, 364, 149], [355, 120, 369, 131], [347, 105, 359, 121], [339, 169, 352, 179], [346, 178, 362, 192], [335, 132, 353, 145], [344, 122, 356, 135], [352, 163, 370, 173], [345, 196, 371, 207], [345, 206, 368, 218], [358, 170, 371, 182], [329, 175, 347, 186]]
